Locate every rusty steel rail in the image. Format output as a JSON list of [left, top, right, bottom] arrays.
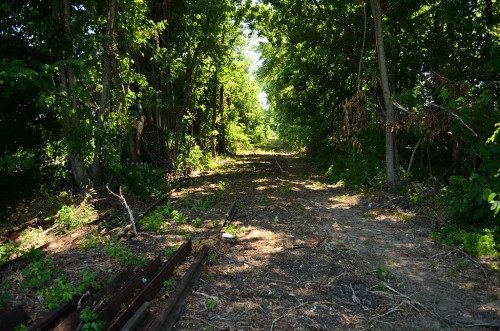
[[2, 240, 209, 331], [146, 246, 209, 331], [220, 201, 238, 230]]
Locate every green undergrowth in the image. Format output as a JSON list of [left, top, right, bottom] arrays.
[[431, 225, 499, 258], [1, 249, 100, 311]]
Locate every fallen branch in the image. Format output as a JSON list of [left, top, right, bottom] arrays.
[[106, 185, 137, 236], [382, 281, 440, 320]]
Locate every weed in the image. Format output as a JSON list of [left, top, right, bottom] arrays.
[[217, 180, 227, 191], [98, 220, 109, 231], [80, 307, 106, 331], [103, 240, 147, 267], [190, 198, 211, 211], [142, 205, 172, 233], [259, 195, 270, 204], [207, 253, 218, 264], [37, 271, 97, 310], [204, 273, 215, 284], [56, 194, 96, 230], [38, 277, 76, 310], [22, 247, 44, 261], [313, 181, 328, 188], [176, 228, 191, 239], [22, 258, 57, 289], [163, 279, 176, 291], [191, 218, 203, 228], [376, 280, 386, 290], [207, 298, 217, 310], [80, 235, 100, 251], [278, 186, 291, 194], [212, 220, 220, 227], [0, 242, 20, 264], [376, 265, 395, 282], [172, 210, 187, 224], [363, 211, 377, 219], [272, 216, 281, 224], [222, 223, 242, 236], [165, 245, 179, 257], [14, 324, 27, 331]]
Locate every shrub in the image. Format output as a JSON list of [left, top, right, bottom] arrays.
[[119, 161, 170, 198]]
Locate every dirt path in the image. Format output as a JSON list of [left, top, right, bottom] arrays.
[[174, 149, 500, 330]]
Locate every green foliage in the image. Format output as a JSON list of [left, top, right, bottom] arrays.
[[177, 143, 207, 174], [0, 280, 11, 306], [172, 210, 187, 224], [376, 265, 395, 281], [176, 228, 191, 239], [325, 147, 385, 189], [191, 218, 203, 228], [56, 195, 96, 230], [80, 307, 106, 331], [0, 242, 19, 265], [37, 271, 98, 311], [162, 279, 177, 291], [165, 245, 179, 257], [189, 198, 211, 211], [207, 253, 218, 264], [207, 298, 217, 310], [103, 240, 147, 267], [432, 226, 499, 257], [22, 257, 58, 289], [80, 235, 100, 251], [141, 205, 173, 233], [119, 162, 170, 199]]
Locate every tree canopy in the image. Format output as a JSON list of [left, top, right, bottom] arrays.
[[1, 0, 499, 229]]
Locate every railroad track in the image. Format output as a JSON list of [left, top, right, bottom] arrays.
[[2, 239, 207, 331], [1, 196, 239, 331]]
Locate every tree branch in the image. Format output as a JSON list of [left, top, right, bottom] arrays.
[[106, 185, 137, 236]]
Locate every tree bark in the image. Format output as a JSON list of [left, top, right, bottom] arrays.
[[370, 0, 400, 191], [485, 0, 495, 117], [210, 71, 218, 158], [91, 0, 117, 189], [218, 83, 227, 154], [59, 0, 92, 190], [172, 62, 196, 163]]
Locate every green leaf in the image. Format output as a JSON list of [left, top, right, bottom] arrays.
[[487, 192, 497, 203]]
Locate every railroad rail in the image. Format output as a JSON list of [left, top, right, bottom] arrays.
[[1, 239, 207, 331], [1, 198, 238, 331]]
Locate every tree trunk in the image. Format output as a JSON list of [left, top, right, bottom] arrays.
[[91, 0, 117, 189], [370, 0, 400, 191], [210, 71, 218, 158], [485, 0, 495, 117], [59, 0, 91, 190], [218, 84, 227, 154], [172, 63, 196, 163]]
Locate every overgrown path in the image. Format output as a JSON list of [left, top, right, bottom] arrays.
[[175, 148, 499, 330]]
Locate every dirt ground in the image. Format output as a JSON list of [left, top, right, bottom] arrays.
[[2, 147, 499, 330], [173, 149, 500, 330]]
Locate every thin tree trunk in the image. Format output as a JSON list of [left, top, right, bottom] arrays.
[[59, 0, 91, 190], [218, 84, 227, 154], [91, 0, 117, 189], [172, 63, 196, 163], [210, 71, 218, 158], [485, 0, 495, 117], [370, 0, 400, 191]]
